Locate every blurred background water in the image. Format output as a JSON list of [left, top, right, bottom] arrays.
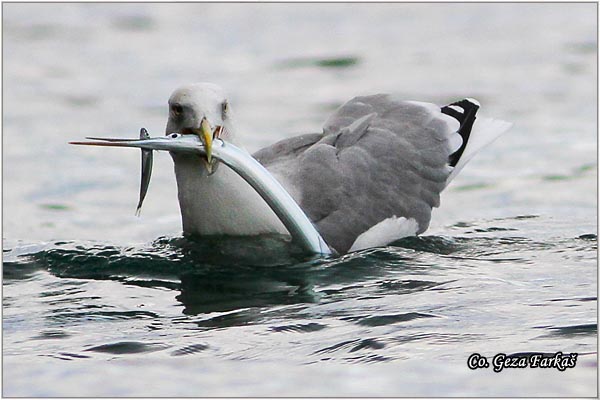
[[2, 3, 597, 396]]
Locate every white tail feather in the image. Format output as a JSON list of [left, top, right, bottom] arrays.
[[446, 117, 512, 185]]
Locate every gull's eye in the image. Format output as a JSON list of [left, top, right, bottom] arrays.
[[221, 100, 229, 120], [171, 104, 183, 116], [170, 133, 180, 139]]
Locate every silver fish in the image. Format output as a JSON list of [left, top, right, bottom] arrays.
[[70, 134, 333, 255], [135, 128, 153, 216]]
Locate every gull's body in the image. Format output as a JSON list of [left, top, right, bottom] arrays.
[[172, 153, 288, 236], [163, 83, 511, 254]]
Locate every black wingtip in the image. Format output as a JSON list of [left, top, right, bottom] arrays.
[[442, 99, 480, 167]]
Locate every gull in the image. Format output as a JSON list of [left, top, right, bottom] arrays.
[[73, 83, 511, 254]]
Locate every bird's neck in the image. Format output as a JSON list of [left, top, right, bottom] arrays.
[[171, 154, 289, 237]]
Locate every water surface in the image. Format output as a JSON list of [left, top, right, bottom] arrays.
[[2, 3, 597, 396]]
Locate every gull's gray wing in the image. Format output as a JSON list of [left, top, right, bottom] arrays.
[[254, 94, 471, 254]]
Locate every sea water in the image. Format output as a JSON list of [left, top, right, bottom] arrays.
[[2, 3, 597, 396]]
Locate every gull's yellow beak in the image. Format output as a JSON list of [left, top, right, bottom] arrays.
[[199, 117, 213, 164]]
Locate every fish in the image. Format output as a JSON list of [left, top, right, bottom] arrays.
[[135, 128, 153, 216]]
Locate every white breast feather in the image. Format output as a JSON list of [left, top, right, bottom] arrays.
[[173, 154, 288, 236]]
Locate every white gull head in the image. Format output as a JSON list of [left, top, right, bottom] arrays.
[[165, 82, 237, 144]]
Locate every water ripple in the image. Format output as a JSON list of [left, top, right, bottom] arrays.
[[270, 322, 327, 333], [85, 341, 170, 355], [170, 343, 210, 356], [354, 312, 438, 327]]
